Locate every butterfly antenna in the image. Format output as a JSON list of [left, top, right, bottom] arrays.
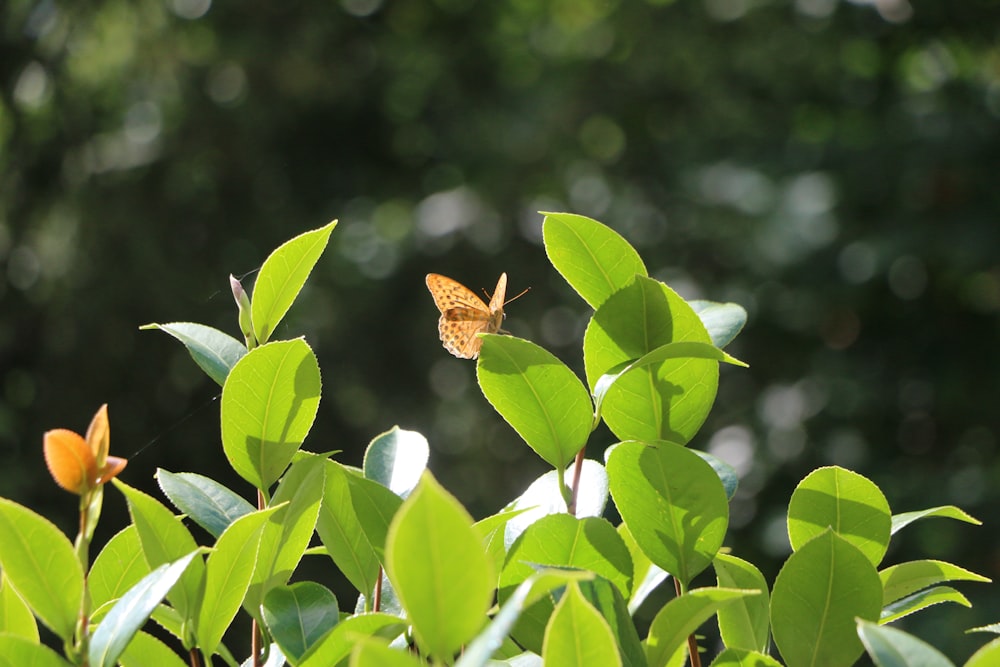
[[505, 286, 530, 306]]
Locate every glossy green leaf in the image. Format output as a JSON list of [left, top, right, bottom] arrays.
[[0, 636, 71, 667], [770, 530, 882, 667], [299, 613, 407, 667], [688, 300, 747, 349], [645, 587, 759, 667], [241, 643, 286, 667], [592, 341, 746, 426], [696, 450, 739, 501], [576, 577, 646, 667], [385, 472, 494, 660], [349, 639, 427, 667], [542, 211, 647, 309], [502, 459, 609, 549], [880, 586, 971, 624], [881, 559, 989, 606], [262, 582, 339, 662], [707, 648, 783, 667], [0, 498, 83, 641], [890, 506, 981, 535], [197, 506, 279, 657], [246, 456, 325, 617], [618, 522, 669, 615], [89, 525, 150, 612], [474, 508, 531, 579], [967, 623, 1000, 635], [251, 220, 336, 344], [606, 440, 729, 586], [965, 637, 1000, 667], [139, 322, 247, 386], [584, 277, 719, 444], [156, 469, 255, 539], [362, 426, 429, 498], [119, 630, 189, 667], [713, 554, 770, 653], [857, 619, 955, 667], [787, 466, 891, 567], [115, 479, 205, 621], [477, 335, 593, 469], [221, 338, 322, 489], [0, 571, 37, 641], [498, 514, 632, 653], [456, 570, 594, 667], [89, 551, 201, 667], [317, 460, 381, 600], [542, 582, 623, 667], [346, 471, 404, 563]]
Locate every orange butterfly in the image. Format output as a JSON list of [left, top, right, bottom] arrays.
[[426, 273, 514, 359]]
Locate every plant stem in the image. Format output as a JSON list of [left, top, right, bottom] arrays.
[[567, 448, 586, 516], [674, 577, 701, 667]]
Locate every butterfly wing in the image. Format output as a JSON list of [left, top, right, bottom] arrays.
[[487, 272, 507, 334], [426, 274, 490, 313], [438, 307, 492, 359]]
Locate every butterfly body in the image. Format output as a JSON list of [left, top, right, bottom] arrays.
[[426, 273, 508, 359]]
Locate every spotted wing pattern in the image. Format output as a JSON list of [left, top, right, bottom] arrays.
[[426, 273, 507, 359]]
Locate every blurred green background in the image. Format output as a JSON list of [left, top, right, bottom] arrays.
[[2, 0, 998, 660]]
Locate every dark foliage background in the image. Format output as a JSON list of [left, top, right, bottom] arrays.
[[2, 0, 998, 660]]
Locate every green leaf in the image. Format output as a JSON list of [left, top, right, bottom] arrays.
[[299, 613, 407, 667], [542, 212, 647, 309], [688, 300, 747, 349], [576, 577, 646, 667], [246, 456, 325, 617], [606, 440, 729, 586], [592, 342, 745, 426], [498, 514, 632, 653], [707, 648, 783, 667], [156, 469, 256, 539], [880, 586, 971, 624], [456, 570, 594, 667], [713, 554, 770, 653], [502, 459, 609, 548], [349, 639, 427, 667], [385, 472, 494, 660], [584, 276, 719, 444], [221, 338, 322, 489], [139, 322, 247, 386], [967, 623, 1000, 635], [881, 559, 990, 606], [857, 619, 955, 667], [645, 587, 759, 667], [251, 221, 336, 344], [115, 479, 205, 622], [241, 643, 286, 667], [477, 335, 593, 470], [0, 571, 38, 641], [695, 450, 739, 501], [787, 466, 891, 567], [363, 426, 429, 497], [0, 636, 71, 667], [966, 637, 1000, 667], [542, 582, 623, 667], [890, 506, 981, 535], [618, 522, 669, 615], [197, 506, 279, 657], [770, 530, 882, 667], [346, 471, 404, 563], [262, 582, 340, 662], [0, 498, 83, 641], [118, 631, 189, 667], [89, 551, 201, 667], [317, 461, 381, 600], [88, 525, 151, 613]]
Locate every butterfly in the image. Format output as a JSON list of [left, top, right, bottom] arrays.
[[426, 273, 514, 359]]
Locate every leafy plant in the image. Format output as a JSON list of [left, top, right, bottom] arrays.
[[0, 214, 995, 667]]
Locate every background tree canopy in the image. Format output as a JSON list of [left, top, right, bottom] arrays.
[[2, 0, 998, 658]]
